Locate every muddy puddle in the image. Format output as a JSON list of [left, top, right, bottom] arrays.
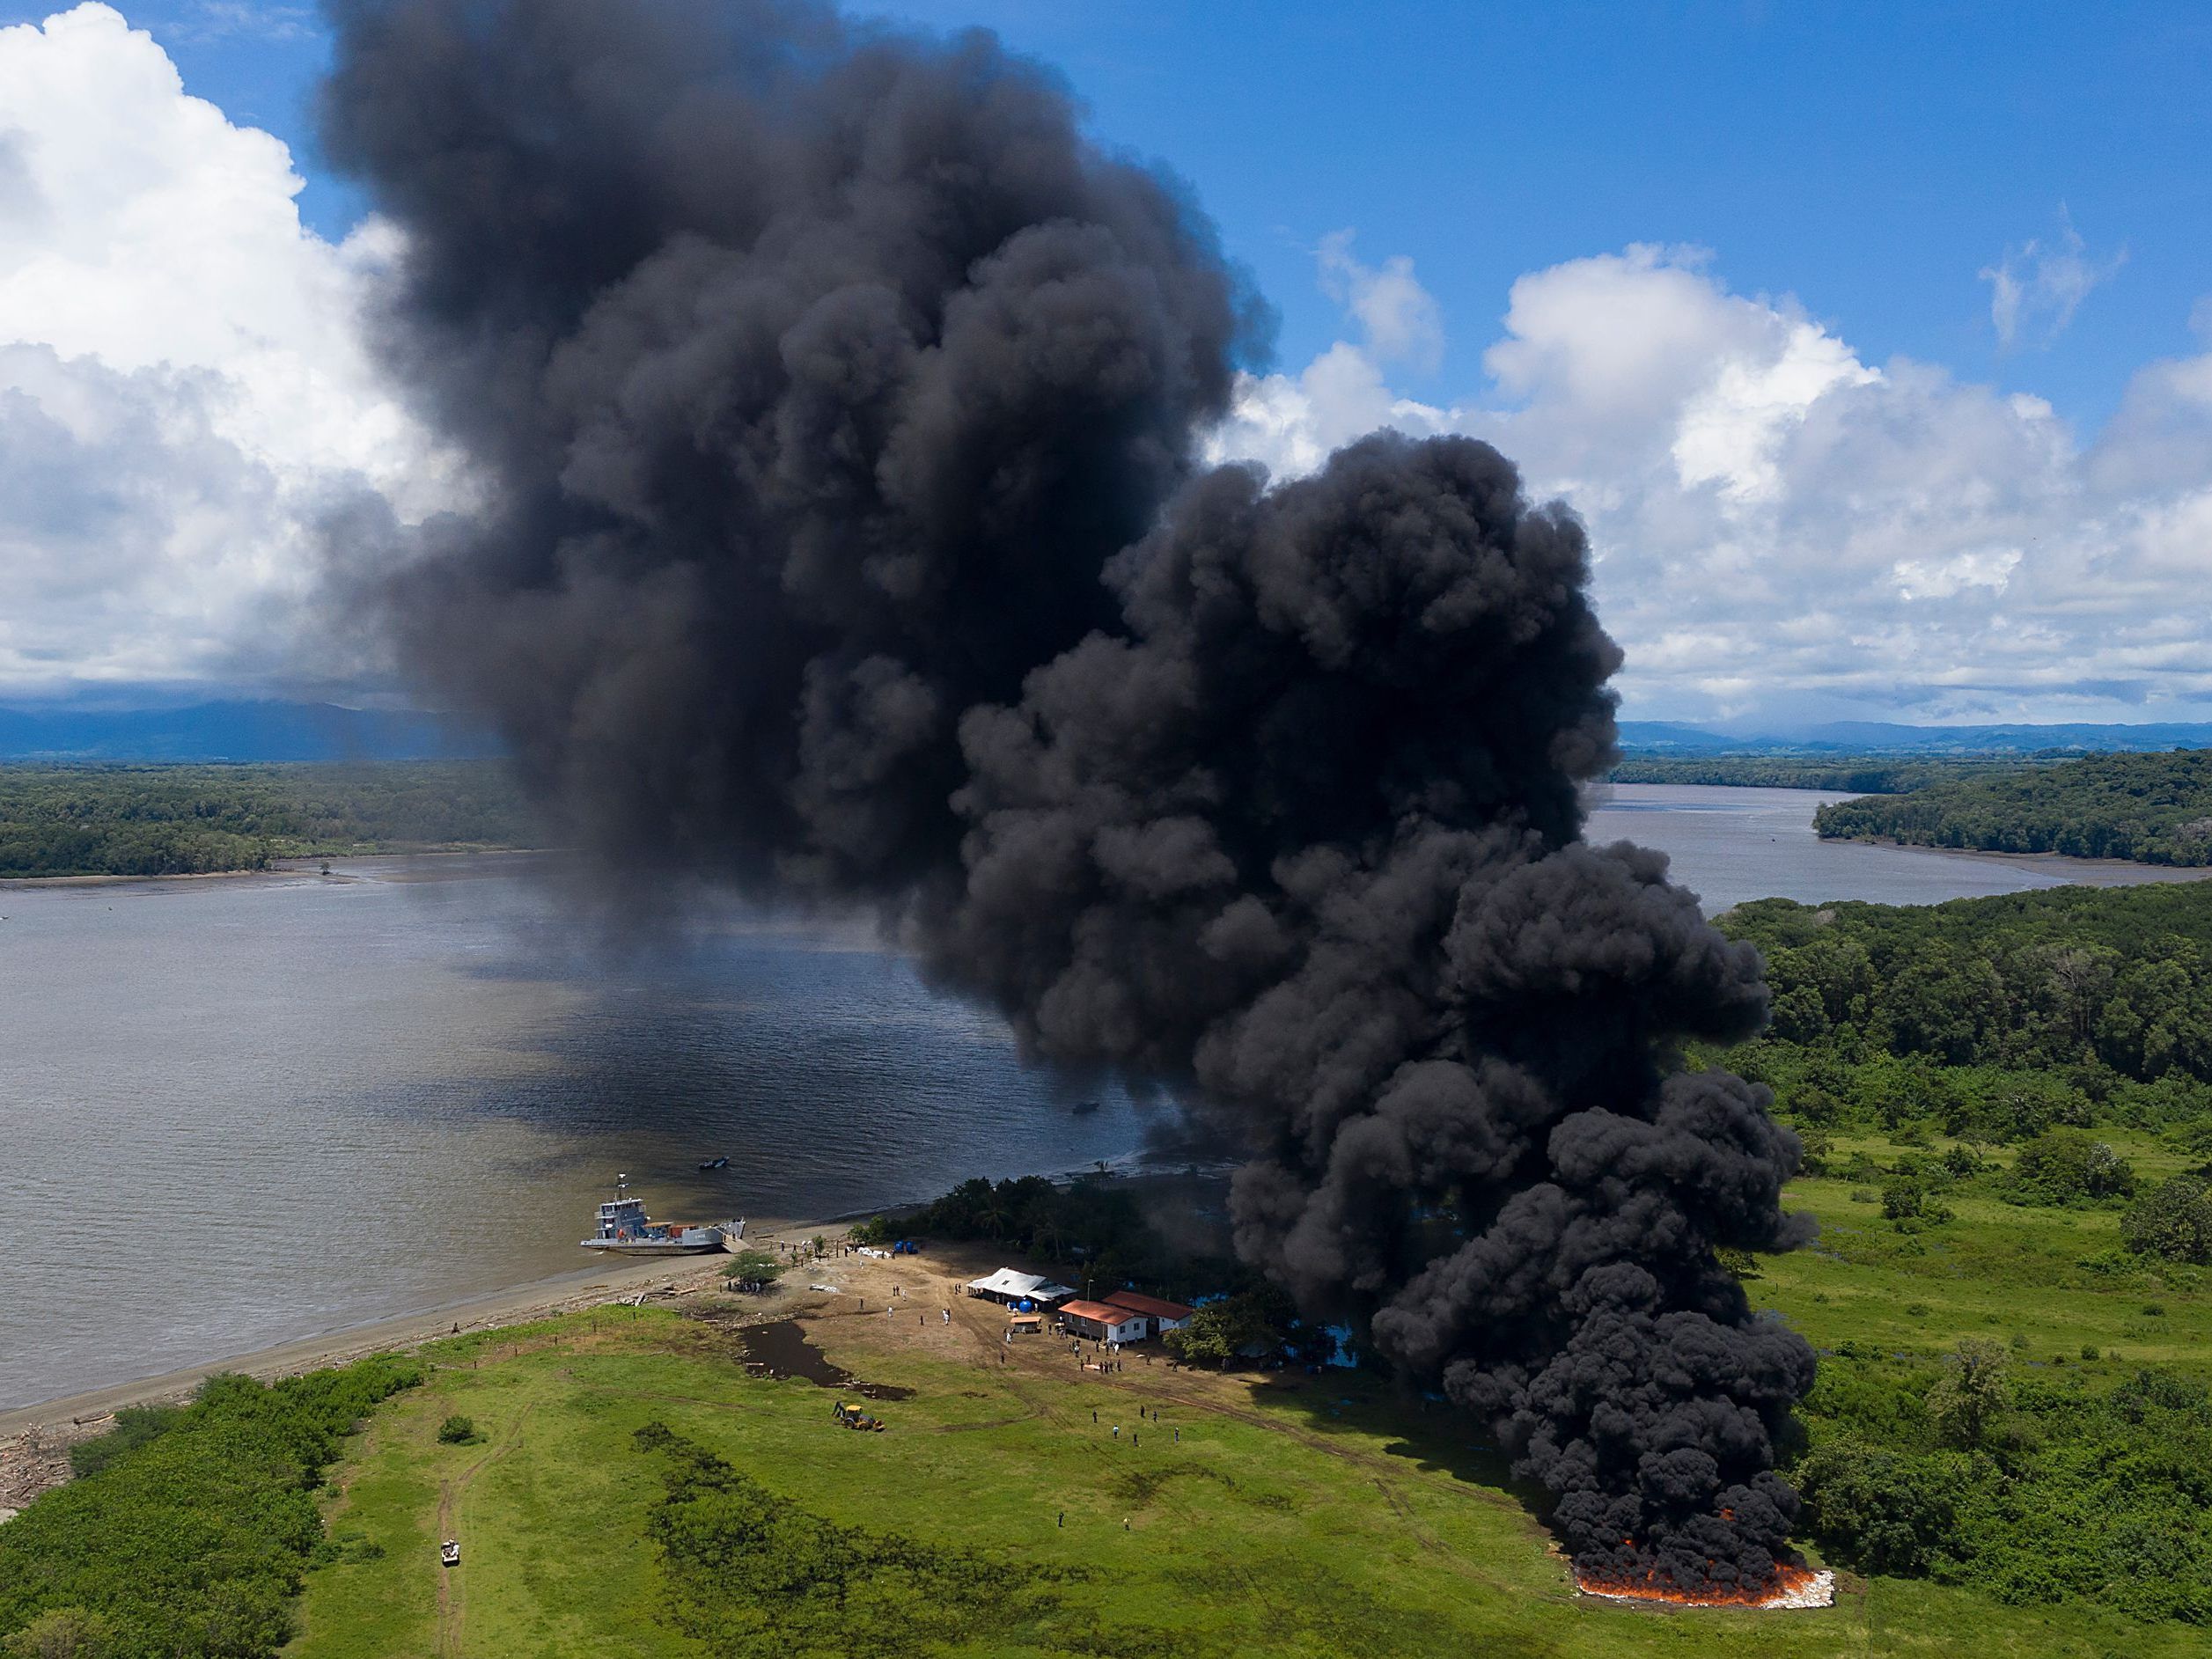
[[731, 1319, 914, 1399]]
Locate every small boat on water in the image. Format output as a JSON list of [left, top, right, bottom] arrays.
[[698, 1156, 729, 1171], [581, 1174, 743, 1257], [1071, 1100, 1100, 1116]]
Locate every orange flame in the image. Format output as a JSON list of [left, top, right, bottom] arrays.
[[1575, 1561, 1824, 1608]]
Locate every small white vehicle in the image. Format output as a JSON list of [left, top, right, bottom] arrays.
[[440, 1540, 461, 1567]]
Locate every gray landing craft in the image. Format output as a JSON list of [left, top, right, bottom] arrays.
[[582, 1173, 744, 1256]]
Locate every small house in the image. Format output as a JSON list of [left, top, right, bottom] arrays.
[[965, 1268, 1077, 1306], [1055, 1299, 1150, 1345], [1007, 1310, 1044, 1333], [1102, 1289, 1194, 1338]]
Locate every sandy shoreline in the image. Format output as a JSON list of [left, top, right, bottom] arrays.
[[0, 1219, 855, 1508], [0, 847, 552, 890]]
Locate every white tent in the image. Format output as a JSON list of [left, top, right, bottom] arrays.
[[965, 1268, 1077, 1305]]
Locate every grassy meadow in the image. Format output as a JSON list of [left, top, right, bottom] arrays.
[[1753, 1126, 2208, 1367], [275, 1222, 2207, 1659]]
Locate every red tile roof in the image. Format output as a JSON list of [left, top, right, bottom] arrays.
[[1057, 1299, 1147, 1326], [1105, 1290, 1194, 1321]]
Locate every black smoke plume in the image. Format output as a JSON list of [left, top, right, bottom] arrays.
[[324, 0, 1816, 1597]]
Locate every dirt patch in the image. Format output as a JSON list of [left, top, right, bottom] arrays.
[[0, 1427, 87, 1510], [733, 1321, 915, 1399]]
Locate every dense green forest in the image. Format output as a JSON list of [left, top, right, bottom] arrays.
[[1814, 749, 2212, 864], [1610, 755, 2033, 792], [0, 1359, 420, 1656], [1791, 1336, 2212, 1621], [0, 762, 540, 877], [1722, 882, 2212, 1114]]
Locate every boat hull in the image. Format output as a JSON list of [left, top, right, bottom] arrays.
[[580, 1238, 722, 1256]]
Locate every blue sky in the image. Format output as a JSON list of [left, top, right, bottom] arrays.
[[0, 2, 2207, 723], [69, 1, 2210, 436]]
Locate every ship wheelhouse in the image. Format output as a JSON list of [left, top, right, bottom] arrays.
[[592, 1175, 653, 1242]]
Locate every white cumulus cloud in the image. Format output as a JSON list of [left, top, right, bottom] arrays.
[[1316, 229, 1444, 371], [0, 3, 452, 694], [1, 7, 2202, 731], [1211, 240, 2212, 725]]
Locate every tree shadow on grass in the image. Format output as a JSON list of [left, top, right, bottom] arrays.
[[1247, 1369, 1554, 1522]]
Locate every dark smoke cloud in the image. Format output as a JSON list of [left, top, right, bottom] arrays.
[[325, 0, 1815, 1595]]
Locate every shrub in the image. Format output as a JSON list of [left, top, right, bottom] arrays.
[[1794, 1440, 1958, 1576], [2121, 1174, 2212, 1264], [1926, 1339, 2010, 1446], [1796, 1126, 1834, 1173], [67, 1405, 183, 1481], [723, 1248, 787, 1289], [1842, 1151, 1885, 1184], [437, 1414, 477, 1445], [2075, 1248, 2141, 1277], [2011, 1129, 2136, 1204], [632, 1422, 1104, 1655], [1882, 1180, 1953, 1225], [2, 1607, 114, 1659]]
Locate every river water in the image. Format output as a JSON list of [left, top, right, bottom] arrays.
[[1586, 783, 2212, 914], [1, 857, 1157, 1409], [6, 784, 2206, 1409]]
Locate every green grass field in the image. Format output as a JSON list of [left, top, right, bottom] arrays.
[[1750, 1127, 2210, 1369], [283, 1174, 2212, 1659]]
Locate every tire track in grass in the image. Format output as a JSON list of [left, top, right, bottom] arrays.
[[435, 1398, 535, 1657]]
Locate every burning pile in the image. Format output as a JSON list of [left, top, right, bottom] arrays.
[[1577, 1562, 1836, 1609], [325, 0, 1819, 1602]]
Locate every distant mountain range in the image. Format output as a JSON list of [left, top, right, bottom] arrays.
[[1617, 720, 2212, 757], [4, 700, 2208, 765], [0, 700, 497, 762]]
